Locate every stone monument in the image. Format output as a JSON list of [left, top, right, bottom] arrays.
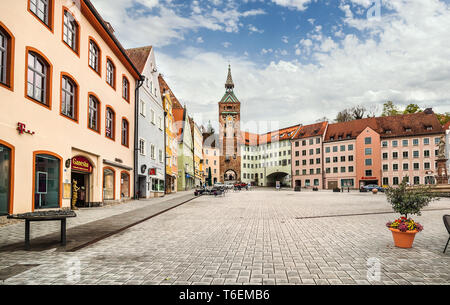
[[436, 135, 448, 185]]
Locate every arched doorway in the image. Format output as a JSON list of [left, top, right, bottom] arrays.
[[0, 140, 14, 215], [224, 169, 237, 183], [266, 172, 289, 187]]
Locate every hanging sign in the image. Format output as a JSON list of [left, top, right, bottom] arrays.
[[72, 156, 93, 173], [149, 168, 157, 176]]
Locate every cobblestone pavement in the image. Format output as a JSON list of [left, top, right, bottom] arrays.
[[1, 190, 449, 285]]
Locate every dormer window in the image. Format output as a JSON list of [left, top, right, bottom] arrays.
[[385, 129, 392, 134], [405, 127, 412, 132], [330, 136, 334, 141], [426, 126, 433, 131]]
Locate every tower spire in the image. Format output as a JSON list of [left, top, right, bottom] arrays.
[[225, 64, 234, 91]]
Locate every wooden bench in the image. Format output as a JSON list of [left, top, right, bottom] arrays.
[[8, 210, 77, 250]]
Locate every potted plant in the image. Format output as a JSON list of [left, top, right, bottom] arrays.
[[385, 180, 438, 248]]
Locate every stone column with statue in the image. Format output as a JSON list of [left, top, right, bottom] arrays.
[[436, 135, 448, 185]]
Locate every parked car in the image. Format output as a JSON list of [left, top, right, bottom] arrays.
[[360, 184, 385, 192], [224, 183, 234, 190]]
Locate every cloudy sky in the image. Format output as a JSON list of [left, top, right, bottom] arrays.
[[91, 0, 450, 132]]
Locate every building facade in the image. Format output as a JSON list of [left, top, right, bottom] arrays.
[[190, 118, 203, 187], [241, 125, 300, 187], [158, 74, 178, 194], [291, 122, 328, 189], [202, 125, 220, 186], [174, 106, 195, 191], [0, 0, 140, 214], [127, 46, 165, 198]]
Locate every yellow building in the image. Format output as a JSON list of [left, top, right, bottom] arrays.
[[0, 0, 140, 214], [158, 74, 177, 193]]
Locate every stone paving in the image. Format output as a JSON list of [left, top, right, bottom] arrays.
[[0, 189, 449, 285]]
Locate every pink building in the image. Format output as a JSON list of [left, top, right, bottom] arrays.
[[291, 122, 328, 189]]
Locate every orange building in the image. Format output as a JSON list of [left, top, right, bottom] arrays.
[[0, 0, 140, 214]]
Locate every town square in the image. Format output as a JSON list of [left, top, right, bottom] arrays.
[[0, 0, 450, 293]]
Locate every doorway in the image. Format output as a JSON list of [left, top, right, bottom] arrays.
[[0, 143, 12, 215], [72, 172, 88, 207], [328, 181, 338, 190]]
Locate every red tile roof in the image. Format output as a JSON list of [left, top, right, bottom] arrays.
[[125, 46, 152, 74], [292, 121, 328, 140], [324, 111, 444, 142], [239, 125, 301, 146]]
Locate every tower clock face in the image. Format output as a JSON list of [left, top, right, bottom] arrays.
[[226, 115, 234, 123]]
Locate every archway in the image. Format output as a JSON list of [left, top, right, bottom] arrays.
[[266, 172, 289, 187], [224, 169, 237, 182]]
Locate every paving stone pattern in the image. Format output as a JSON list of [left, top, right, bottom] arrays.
[[0, 190, 449, 285]]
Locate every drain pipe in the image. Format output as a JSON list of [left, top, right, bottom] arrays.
[[134, 75, 145, 199]]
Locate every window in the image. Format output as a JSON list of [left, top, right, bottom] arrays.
[[435, 137, 441, 145], [105, 107, 115, 140], [61, 74, 77, 121], [106, 59, 115, 88], [382, 152, 388, 160], [121, 119, 129, 147], [424, 162, 430, 170], [403, 151, 409, 159], [365, 159, 372, 166], [63, 10, 78, 53], [140, 99, 146, 116], [403, 163, 409, 170], [348, 144, 354, 151], [413, 139, 419, 146], [333, 167, 338, 173], [382, 141, 388, 147], [348, 155, 354, 162], [103, 168, 115, 200], [392, 140, 398, 147], [333, 146, 338, 152], [393, 152, 398, 159], [413, 177, 420, 185], [383, 177, 389, 186], [316, 138, 321, 144], [413, 151, 419, 158], [393, 164, 399, 171], [88, 95, 100, 132], [325, 147, 330, 153], [88, 39, 100, 74], [34, 153, 61, 209], [150, 144, 155, 159], [150, 109, 155, 124], [316, 148, 320, 154], [424, 150, 430, 158], [122, 76, 130, 101], [0, 25, 13, 89], [341, 167, 346, 173], [348, 166, 354, 173], [326, 168, 331, 174], [413, 163, 419, 170], [365, 170, 372, 177], [159, 149, 163, 163], [27, 50, 51, 106], [340, 145, 345, 152], [383, 164, 388, 171], [393, 177, 399, 185], [402, 140, 408, 147], [29, 0, 52, 29], [139, 138, 145, 155], [325, 157, 330, 164], [365, 148, 372, 155], [424, 138, 430, 145], [365, 137, 372, 145], [341, 156, 346, 162], [120, 172, 130, 198], [333, 157, 338, 163]]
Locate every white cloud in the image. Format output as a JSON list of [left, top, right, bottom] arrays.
[[248, 24, 264, 34], [156, 0, 450, 129], [271, 0, 312, 11], [196, 36, 204, 43], [222, 42, 232, 48]]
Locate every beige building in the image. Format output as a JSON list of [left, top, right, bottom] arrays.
[[202, 125, 220, 185], [0, 0, 140, 214]]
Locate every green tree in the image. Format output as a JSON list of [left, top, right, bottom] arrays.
[[436, 112, 450, 125], [382, 101, 400, 116], [403, 104, 422, 114], [385, 180, 439, 219]]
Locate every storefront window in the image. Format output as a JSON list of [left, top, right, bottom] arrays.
[[103, 168, 115, 200], [121, 172, 130, 198], [0, 144, 11, 215], [35, 154, 60, 209]]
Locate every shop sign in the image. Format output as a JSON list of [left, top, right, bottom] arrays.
[[149, 168, 157, 176], [361, 177, 377, 180], [17, 122, 35, 135], [72, 156, 93, 173]]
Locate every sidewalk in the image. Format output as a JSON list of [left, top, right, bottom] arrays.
[[0, 191, 195, 252]]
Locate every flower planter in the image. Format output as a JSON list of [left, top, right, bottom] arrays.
[[389, 228, 418, 248]]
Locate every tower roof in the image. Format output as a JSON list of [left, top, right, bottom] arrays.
[[225, 65, 234, 91]]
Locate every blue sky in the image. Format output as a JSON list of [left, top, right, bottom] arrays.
[[92, 0, 450, 132]]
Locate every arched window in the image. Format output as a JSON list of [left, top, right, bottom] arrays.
[[88, 38, 100, 74], [105, 107, 115, 140], [103, 168, 115, 200], [88, 94, 100, 132], [61, 74, 78, 121], [121, 118, 129, 147], [122, 76, 129, 101], [63, 9, 79, 54], [106, 58, 115, 88], [28, 0, 53, 30], [0, 23, 14, 90], [26, 49, 52, 107]]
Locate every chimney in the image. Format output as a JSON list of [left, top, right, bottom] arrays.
[[424, 108, 434, 114]]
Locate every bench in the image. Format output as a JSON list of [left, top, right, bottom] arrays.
[[7, 210, 77, 250]]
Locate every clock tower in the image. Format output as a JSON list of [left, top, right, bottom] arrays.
[[219, 65, 241, 183]]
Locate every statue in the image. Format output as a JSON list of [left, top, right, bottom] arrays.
[[438, 135, 446, 159]]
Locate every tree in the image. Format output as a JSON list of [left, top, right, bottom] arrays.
[[436, 112, 450, 125], [316, 116, 329, 122], [335, 109, 353, 122], [382, 101, 400, 116], [385, 179, 439, 219], [350, 105, 366, 120], [403, 104, 422, 114]]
